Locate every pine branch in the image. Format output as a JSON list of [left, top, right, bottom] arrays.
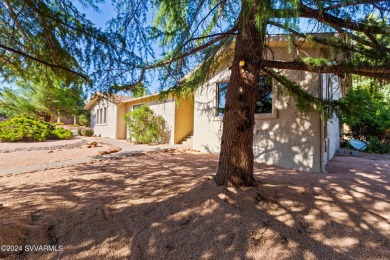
[[268, 20, 390, 52], [263, 68, 343, 113], [111, 29, 235, 90], [299, 4, 389, 35], [4, 0, 31, 46], [0, 43, 88, 80], [322, 0, 384, 11], [262, 59, 390, 80]]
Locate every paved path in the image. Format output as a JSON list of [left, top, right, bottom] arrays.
[[0, 137, 190, 175]]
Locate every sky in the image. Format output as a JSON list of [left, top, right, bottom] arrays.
[[72, 0, 116, 29], [72, 0, 162, 95]]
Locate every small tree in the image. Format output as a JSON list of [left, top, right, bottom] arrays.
[[342, 78, 390, 139], [124, 105, 168, 144], [342, 77, 390, 153]]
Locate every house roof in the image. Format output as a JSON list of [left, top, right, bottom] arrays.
[[84, 92, 133, 110], [84, 91, 170, 110]]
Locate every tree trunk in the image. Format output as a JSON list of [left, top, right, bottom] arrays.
[[214, 3, 266, 187]]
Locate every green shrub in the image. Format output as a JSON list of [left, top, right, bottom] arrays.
[[77, 126, 84, 136], [367, 137, 390, 154], [0, 114, 54, 142], [124, 105, 168, 144], [78, 113, 90, 127], [80, 127, 94, 137], [342, 85, 390, 141], [50, 127, 73, 140], [0, 114, 74, 142]]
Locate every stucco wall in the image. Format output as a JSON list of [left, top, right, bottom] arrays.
[[323, 74, 341, 167], [174, 97, 194, 144], [116, 104, 127, 140], [90, 98, 118, 138], [193, 46, 326, 172], [124, 97, 176, 144]]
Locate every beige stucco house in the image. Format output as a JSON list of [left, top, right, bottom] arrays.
[[84, 93, 194, 145], [85, 35, 344, 172]]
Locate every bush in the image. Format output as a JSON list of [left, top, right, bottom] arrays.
[[77, 126, 94, 137], [81, 128, 94, 137], [124, 105, 168, 144], [77, 126, 83, 136], [367, 137, 390, 154], [78, 113, 90, 127], [0, 114, 73, 142], [342, 85, 390, 140], [50, 127, 73, 140]]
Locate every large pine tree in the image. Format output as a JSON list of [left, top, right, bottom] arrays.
[[1, 0, 390, 186]]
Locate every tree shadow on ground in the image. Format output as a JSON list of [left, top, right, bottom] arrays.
[[0, 152, 389, 259]]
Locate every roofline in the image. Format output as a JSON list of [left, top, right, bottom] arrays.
[[122, 92, 173, 104], [84, 92, 173, 110], [84, 95, 99, 110]]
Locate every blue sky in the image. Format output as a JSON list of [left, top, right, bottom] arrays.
[[72, 0, 162, 95], [72, 0, 116, 29]]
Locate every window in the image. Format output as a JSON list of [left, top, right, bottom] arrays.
[[255, 75, 273, 114], [217, 82, 228, 116], [133, 104, 143, 110], [96, 107, 108, 125], [216, 75, 274, 116], [103, 107, 107, 124], [96, 109, 100, 124]]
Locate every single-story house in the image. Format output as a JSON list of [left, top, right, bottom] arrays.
[[85, 35, 344, 172], [84, 93, 194, 145]]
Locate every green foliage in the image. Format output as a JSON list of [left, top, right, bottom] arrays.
[[78, 113, 90, 127], [302, 57, 328, 66], [77, 126, 94, 137], [49, 127, 73, 140], [77, 127, 83, 136], [132, 83, 150, 98], [124, 105, 168, 144], [342, 78, 390, 153], [0, 114, 72, 142], [342, 81, 390, 140], [0, 68, 86, 121], [0, 0, 126, 86], [367, 137, 390, 154]]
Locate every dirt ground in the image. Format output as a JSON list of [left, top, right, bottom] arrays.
[[0, 143, 113, 170], [0, 150, 389, 259]]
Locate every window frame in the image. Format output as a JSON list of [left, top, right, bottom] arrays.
[[96, 108, 100, 124], [216, 81, 228, 117], [215, 77, 278, 119], [96, 106, 108, 125], [103, 107, 107, 124]]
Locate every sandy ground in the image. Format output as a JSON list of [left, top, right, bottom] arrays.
[[0, 138, 83, 151], [0, 143, 112, 170], [0, 150, 389, 259]]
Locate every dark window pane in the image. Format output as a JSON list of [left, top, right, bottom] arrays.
[[255, 75, 273, 114], [216, 76, 272, 116], [133, 104, 143, 110], [217, 82, 228, 116]]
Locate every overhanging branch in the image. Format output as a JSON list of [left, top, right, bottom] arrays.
[[0, 43, 88, 80], [262, 59, 390, 80]]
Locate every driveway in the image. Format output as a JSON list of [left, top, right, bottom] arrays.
[[0, 137, 187, 175]]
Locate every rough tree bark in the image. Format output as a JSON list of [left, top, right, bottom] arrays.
[[214, 2, 266, 187]]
